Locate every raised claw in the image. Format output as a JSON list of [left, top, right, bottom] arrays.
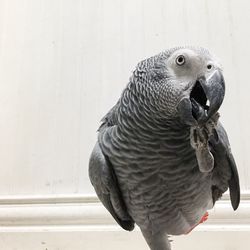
[[190, 120, 217, 173]]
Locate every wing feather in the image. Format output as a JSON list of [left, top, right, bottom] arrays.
[[89, 142, 134, 231], [209, 122, 240, 210]]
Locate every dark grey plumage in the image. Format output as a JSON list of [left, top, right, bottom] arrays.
[[89, 47, 240, 250]]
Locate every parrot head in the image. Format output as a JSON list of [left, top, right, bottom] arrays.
[[133, 47, 225, 125]]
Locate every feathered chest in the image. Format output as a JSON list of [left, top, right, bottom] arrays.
[[98, 116, 214, 234]]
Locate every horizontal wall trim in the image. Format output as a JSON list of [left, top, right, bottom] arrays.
[[0, 194, 98, 205], [0, 192, 248, 232], [1, 224, 250, 233], [0, 191, 249, 204], [0, 201, 249, 226]]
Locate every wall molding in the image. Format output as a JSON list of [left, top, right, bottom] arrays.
[[0, 191, 249, 204], [0, 192, 249, 232]]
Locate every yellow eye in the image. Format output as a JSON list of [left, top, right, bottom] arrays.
[[176, 55, 185, 66]]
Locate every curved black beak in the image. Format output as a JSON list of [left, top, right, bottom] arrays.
[[190, 70, 225, 123], [200, 70, 225, 118]]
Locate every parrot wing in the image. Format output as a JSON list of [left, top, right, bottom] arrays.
[[98, 100, 120, 132], [89, 142, 134, 231], [209, 121, 240, 210], [89, 103, 134, 231]]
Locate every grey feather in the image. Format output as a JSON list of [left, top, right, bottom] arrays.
[[89, 142, 134, 231], [89, 46, 240, 250], [209, 122, 240, 210]]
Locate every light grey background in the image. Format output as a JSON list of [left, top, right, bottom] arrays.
[[0, 0, 249, 196]]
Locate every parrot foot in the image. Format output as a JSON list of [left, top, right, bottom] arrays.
[[190, 126, 214, 172], [185, 212, 209, 234], [190, 113, 220, 173], [190, 112, 220, 149], [195, 146, 214, 173]]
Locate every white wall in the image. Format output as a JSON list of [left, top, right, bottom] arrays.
[[0, 0, 250, 196], [0, 0, 250, 249]]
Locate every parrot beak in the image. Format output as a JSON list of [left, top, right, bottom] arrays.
[[190, 70, 225, 124]]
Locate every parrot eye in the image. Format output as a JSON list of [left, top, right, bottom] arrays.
[[207, 64, 213, 70], [176, 55, 185, 66]]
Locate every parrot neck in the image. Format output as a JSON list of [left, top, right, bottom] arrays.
[[118, 99, 190, 143], [116, 84, 191, 145]]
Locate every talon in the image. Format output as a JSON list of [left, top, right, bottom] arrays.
[[212, 128, 219, 142], [196, 148, 214, 173]]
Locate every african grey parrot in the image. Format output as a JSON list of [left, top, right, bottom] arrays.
[[89, 47, 240, 250]]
